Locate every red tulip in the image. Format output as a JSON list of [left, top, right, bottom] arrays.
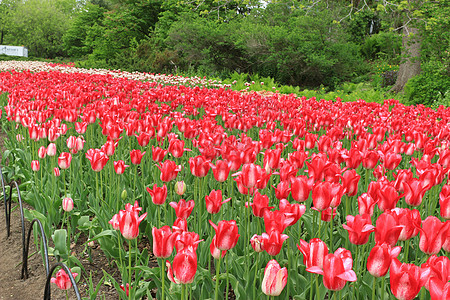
[[429, 277, 450, 300], [312, 181, 333, 211], [366, 242, 401, 277], [297, 238, 329, 269], [151, 146, 167, 162], [421, 255, 450, 291], [341, 169, 360, 197], [209, 220, 240, 251], [417, 216, 450, 255], [342, 214, 375, 245], [261, 259, 288, 296], [118, 206, 147, 240], [273, 181, 291, 200], [439, 185, 450, 220], [101, 139, 117, 156], [403, 178, 427, 207], [113, 160, 129, 175], [168, 139, 190, 158], [152, 226, 178, 258], [146, 184, 168, 205], [305, 132, 317, 149], [157, 160, 181, 182], [392, 169, 414, 192], [288, 151, 308, 169], [263, 148, 282, 170], [135, 132, 151, 147], [130, 149, 145, 165], [307, 248, 357, 291], [205, 189, 231, 214], [245, 191, 274, 218], [357, 193, 378, 216], [50, 269, 78, 290], [53, 167, 61, 177], [374, 211, 404, 247], [211, 160, 232, 182], [391, 208, 421, 241], [85, 149, 109, 171], [290, 175, 313, 202], [169, 199, 195, 219], [377, 182, 401, 212], [166, 250, 198, 284], [383, 151, 402, 170], [189, 155, 210, 178], [344, 148, 363, 169], [75, 122, 87, 134], [172, 217, 188, 234], [261, 230, 289, 256], [263, 210, 292, 234], [234, 163, 260, 189], [306, 155, 331, 182], [279, 199, 306, 226], [390, 258, 430, 300], [58, 152, 72, 169], [313, 206, 337, 222], [120, 283, 130, 297], [210, 236, 227, 259], [175, 231, 203, 253], [362, 150, 379, 169]]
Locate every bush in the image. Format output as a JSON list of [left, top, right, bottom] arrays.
[[405, 61, 450, 106], [360, 32, 401, 62]]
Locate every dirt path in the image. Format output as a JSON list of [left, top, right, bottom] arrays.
[[0, 202, 68, 300]]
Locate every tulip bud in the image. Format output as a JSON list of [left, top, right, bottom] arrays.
[[38, 146, 47, 159], [174, 181, 186, 196], [47, 143, 57, 156], [62, 197, 74, 212], [121, 189, 127, 200], [262, 260, 288, 296], [31, 160, 40, 172], [53, 167, 61, 177]]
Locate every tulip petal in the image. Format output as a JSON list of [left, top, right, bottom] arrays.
[[337, 270, 357, 282], [306, 266, 324, 275]]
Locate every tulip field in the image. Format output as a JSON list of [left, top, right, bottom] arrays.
[[0, 61, 449, 300]]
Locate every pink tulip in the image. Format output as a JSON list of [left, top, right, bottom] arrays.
[[50, 269, 78, 290], [261, 260, 288, 296]]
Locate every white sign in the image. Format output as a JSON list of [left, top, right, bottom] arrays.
[[0, 45, 28, 57]]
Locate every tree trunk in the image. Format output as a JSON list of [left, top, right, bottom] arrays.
[[391, 24, 422, 93]]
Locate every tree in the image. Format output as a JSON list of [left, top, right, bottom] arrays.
[[6, 0, 77, 57]]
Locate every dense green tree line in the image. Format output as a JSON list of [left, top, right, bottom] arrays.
[[0, 0, 448, 104]]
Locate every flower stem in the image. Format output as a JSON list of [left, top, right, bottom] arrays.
[[160, 258, 165, 300], [225, 254, 230, 300], [315, 274, 320, 300], [214, 254, 222, 300], [372, 277, 376, 300], [128, 239, 132, 300]]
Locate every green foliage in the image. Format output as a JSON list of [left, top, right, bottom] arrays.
[[404, 61, 450, 106], [345, 9, 381, 44], [62, 4, 106, 57], [165, 9, 367, 89], [360, 31, 401, 62], [5, 0, 77, 58]]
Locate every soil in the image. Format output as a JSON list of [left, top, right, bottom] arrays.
[[0, 124, 121, 299]]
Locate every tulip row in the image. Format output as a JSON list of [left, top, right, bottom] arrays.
[[0, 65, 449, 300]]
